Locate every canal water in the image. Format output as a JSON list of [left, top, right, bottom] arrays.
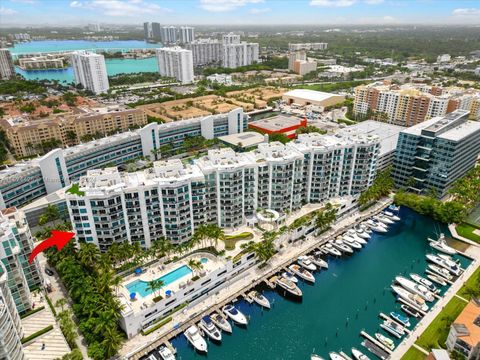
[[170, 207, 471, 360], [9, 40, 160, 83]]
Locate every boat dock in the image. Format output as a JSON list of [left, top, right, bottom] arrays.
[[397, 298, 427, 316], [361, 338, 389, 360], [379, 312, 411, 334], [360, 331, 393, 355]]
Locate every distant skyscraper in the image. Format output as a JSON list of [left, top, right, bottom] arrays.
[[180, 26, 195, 44], [161, 26, 177, 44], [0, 49, 15, 80], [143, 22, 151, 39], [71, 50, 109, 94], [152, 22, 161, 39], [156, 47, 194, 84]]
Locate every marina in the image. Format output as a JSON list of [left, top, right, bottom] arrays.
[[134, 206, 473, 360]]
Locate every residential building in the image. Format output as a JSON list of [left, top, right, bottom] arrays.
[[437, 54, 451, 63], [206, 73, 232, 85], [293, 59, 317, 76], [156, 47, 194, 84], [0, 105, 147, 157], [222, 42, 259, 68], [71, 51, 109, 94], [151, 22, 161, 39], [0, 49, 15, 80], [143, 22, 151, 39], [18, 55, 65, 70], [179, 26, 195, 44], [186, 39, 223, 66], [222, 33, 241, 44], [446, 299, 480, 359], [0, 109, 247, 210], [288, 43, 328, 51], [160, 26, 177, 44], [392, 110, 480, 197], [0, 263, 26, 360], [65, 131, 379, 251], [283, 89, 345, 107], [288, 51, 306, 71]]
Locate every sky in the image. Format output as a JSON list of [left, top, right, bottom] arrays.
[[1, 0, 480, 26]]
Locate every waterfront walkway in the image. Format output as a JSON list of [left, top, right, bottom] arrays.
[[120, 198, 393, 359]]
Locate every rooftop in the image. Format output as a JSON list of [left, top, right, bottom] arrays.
[[249, 114, 304, 132], [218, 131, 266, 148], [283, 89, 339, 102], [451, 300, 480, 347]]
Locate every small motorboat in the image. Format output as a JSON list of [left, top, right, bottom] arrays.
[[374, 214, 394, 225], [426, 273, 447, 286], [323, 243, 342, 257], [331, 240, 353, 254], [329, 352, 347, 360], [375, 333, 395, 350], [359, 223, 373, 234], [428, 233, 456, 255], [426, 254, 461, 276], [380, 319, 405, 338], [298, 255, 317, 271], [276, 276, 302, 297], [410, 273, 438, 293], [427, 264, 453, 281], [391, 285, 429, 312], [401, 304, 421, 318], [342, 235, 363, 249], [345, 229, 367, 243], [289, 264, 315, 283], [157, 346, 175, 360], [249, 290, 270, 309], [354, 227, 371, 239], [210, 312, 232, 333], [311, 253, 328, 269], [383, 210, 400, 221], [351, 347, 370, 360], [311, 355, 325, 360], [281, 271, 298, 283], [198, 315, 222, 342], [390, 311, 411, 328], [395, 276, 435, 302], [388, 204, 400, 212], [366, 219, 387, 233], [222, 304, 248, 326], [184, 325, 207, 353]]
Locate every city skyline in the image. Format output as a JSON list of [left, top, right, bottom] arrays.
[[1, 0, 480, 26]]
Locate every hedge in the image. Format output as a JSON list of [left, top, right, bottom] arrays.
[[141, 317, 172, 335], [45, 294, 57, 316], [20, 306, 45, 319], [21, 325, 54, 344]]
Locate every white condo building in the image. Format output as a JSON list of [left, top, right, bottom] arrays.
[[223, 42, 259, 69], [186, 39, 223, 66], [0, 49, 15, 80], [71, 51, 109, 94], [160, 26, 177, 44], [156, 47, 194, 84], [222, 33, 241, 44], [66, 133, 379, 252], [179, 26, 195, 44]]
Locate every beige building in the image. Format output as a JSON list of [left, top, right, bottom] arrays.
[[282, 89, 345, 107], [18, 55, 65, 70], [1, 106, 147, 157]]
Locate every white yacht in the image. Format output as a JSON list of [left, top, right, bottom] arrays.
[[426, 254, 461, 276], [428, 234, 456, 255], [427, 264, 453, 281], [382, 210, 400, 221], [426, 273, 448, 286], [352, 347, 370, 360], [342, 235, 363, 249], [395, 276, 435, 302], [298, 255, 317, 271], [375, 333, 395, 350], [184, 325, 207, 353], [331, 240, 353, 254], [391, 285, 429, 312], [409, 273, 438, 293], [281, 271, 298, 283], [222, 304, 248, 326], [311, 355, 325, 360], [390, 311, 411, 328], [374, 214, 394, 225], [157, 346, 175, 360], [249, 291, 270, 309], [323, 243, 342, 257], [198, 316, 222, 342], [345, 229, 367, 243], [289, 264, 315, 283], [366, 219, 387, 233], [401, 304, 421, 318], [380, 319, 405, 338], [329, 352, 347, 360], [359, 223, 373, 234], [311, 253, 329, 269], [276, 276, 302, 297], [354, 227, 371, 240], [210, 313, 232, 333]]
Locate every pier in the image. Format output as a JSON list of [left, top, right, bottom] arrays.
[[379, 312, 411, 334], [360, 331, 393, 355]]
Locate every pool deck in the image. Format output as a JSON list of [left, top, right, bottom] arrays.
[[120, 197, 395, 359]]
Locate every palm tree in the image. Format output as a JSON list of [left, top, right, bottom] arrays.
[[78, 243, 100, 270], [102, 326, 124, 358], [188, 259, 203, 277], [55, 298, 67, 312], [207, 224, 225, 248], [146, 279, 165, 298]]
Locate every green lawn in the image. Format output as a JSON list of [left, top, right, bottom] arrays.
[[457, 265, 480, 300], [456, 222, 480, 243], [415, 296, 467, 351], [66, 183, 85, 196], [223, 232, 254, 250], [401, 347, 426, 360]]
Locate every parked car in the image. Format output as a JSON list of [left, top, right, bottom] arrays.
[[45, 268, 54, 276]]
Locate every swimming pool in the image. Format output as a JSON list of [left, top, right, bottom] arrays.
[[126, 265, 192, 298]]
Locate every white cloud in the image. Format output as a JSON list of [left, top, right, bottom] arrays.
[[382, 15, 395, 21], [70, 1, 83, 8], [0, 6, 18, 15], [364, 0, 383, 4], [199, 0, 264, 12], [310, 0, 356, 7], [250, 7, 271, 14], [452, 8, 480, 16], [70, 0, 172, 17]]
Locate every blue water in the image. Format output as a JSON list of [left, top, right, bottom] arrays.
[[200, 258, 209, 264], [170, 208, 471, 360], [126, 265, 192, 298], [9, 40, 160, 83]]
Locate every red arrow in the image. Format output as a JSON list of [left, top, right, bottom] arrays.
[[29, 231, 75, 264]]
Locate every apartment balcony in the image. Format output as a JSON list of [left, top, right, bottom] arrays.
[[412, 166, 427, 172], [414, 155, 430, 162]]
